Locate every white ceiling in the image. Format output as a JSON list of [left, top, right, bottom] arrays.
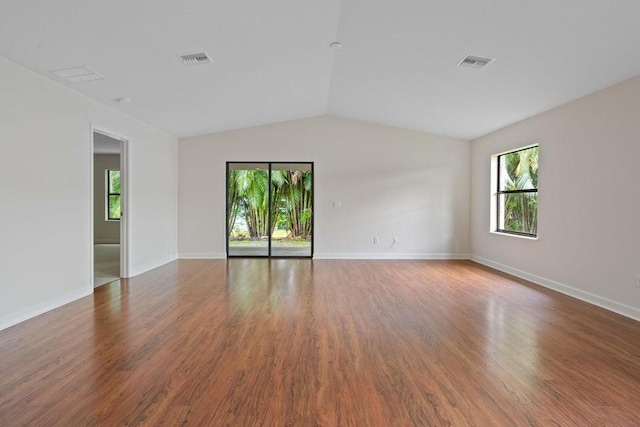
[[2, 0, 640, 140], [93, 132, 122, 154]]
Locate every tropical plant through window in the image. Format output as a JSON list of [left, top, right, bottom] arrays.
[[107, 170, 121, 220], [227, 165, 312, 255], [497, 146, 538, 236]]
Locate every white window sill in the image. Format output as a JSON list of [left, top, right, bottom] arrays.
[[490, 231, 538, 241]]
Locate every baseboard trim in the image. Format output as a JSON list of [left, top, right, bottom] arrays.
[[178, 252, 227, 259], [177, 253, 469, 260], [0, 288, 92, 332], [129, 254, 178, 277], [470, 255, 640, 322], [313, 253, 470, 260]]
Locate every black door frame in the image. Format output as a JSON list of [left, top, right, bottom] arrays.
[[226, 161, 314, 258]]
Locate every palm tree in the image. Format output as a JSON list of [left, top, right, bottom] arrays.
[[228, 167, 313, 241], [228, 168, 270, 239], [271, 170, 312, 240], [227, 169, 240, 236], [502, 147, 538, 234]]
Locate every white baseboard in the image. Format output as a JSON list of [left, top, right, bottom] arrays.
[[470, 255, 640, 322], [0, 288, 92, 332], [177, 252, 468, 260], [178, 252, 227, 259], [313, 253, 470, 260], [129, 254, 178, 277]]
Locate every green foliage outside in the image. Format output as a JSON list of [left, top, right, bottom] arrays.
[[500, 147, 538, 234], [108, 170, 121, 220], [227, 169, 312, 241]]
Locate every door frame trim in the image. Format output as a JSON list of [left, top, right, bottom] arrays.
[[90, 124, 131, 290]]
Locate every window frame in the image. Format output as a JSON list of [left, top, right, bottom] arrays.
[[495, 145, 538, 238], [106, 169, 121, 221]]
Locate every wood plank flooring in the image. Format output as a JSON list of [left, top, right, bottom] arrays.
[[1, 259, 640, 426]]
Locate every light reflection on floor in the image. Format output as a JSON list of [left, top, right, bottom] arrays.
[[226, 258, 313, 314], [484, 295, 542, 393]]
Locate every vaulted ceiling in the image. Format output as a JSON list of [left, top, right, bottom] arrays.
[[2, 0, 640, 140]]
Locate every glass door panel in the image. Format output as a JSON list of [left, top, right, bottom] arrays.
[[227, 163, 270, 257], [270, 163, 313, 257]]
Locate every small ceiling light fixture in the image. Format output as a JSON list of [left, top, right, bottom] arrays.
[[329, 41, 343, 50], [114, 97, 132, 104]]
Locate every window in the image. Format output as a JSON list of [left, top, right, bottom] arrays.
[[107, 170, 121, 220], [495, 146, 538, 237]]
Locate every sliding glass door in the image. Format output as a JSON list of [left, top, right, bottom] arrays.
[[227, 163, 270, 256], [226, 162, 313, 258], [270, 163, 313, 257]]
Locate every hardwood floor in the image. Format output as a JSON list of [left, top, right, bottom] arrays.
[[1, 259, 639, 426]]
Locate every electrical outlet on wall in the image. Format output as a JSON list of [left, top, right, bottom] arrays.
[[373, 237, 379, 244]]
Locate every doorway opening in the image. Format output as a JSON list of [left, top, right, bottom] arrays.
[[91, 128, 129, 287], [226, 162, 313, 258]]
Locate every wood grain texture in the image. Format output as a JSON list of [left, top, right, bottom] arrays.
[[1, 259, 640, 426]]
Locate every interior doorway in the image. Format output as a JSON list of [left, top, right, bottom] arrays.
[[92, 129, 128, 287], [226, 162, 313, 258]]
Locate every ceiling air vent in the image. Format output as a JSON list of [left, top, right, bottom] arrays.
[[50, 66, 104, 83], [178, 52, 212, 66], [457, 55, 494, 69]]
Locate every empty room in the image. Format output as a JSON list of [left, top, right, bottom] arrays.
[[1, 1, 639, 425]]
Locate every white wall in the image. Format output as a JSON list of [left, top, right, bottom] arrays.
[[471, 76, 640, 320], [0, 55, 178, 330], [179, 116, 470, 259], [94, 154, 121, 244]]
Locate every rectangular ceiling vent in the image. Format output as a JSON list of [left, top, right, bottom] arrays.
[[50, 66, 104, 83], [458, 55, 494, 69], [178, 52, 212, 66]]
